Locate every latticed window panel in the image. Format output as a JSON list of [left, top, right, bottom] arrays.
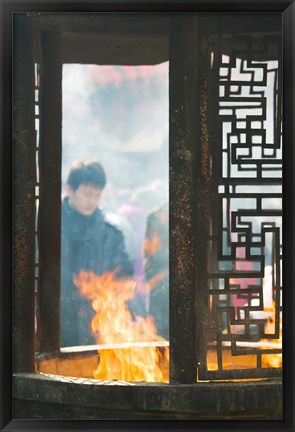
[[199, 28, 282, 380]]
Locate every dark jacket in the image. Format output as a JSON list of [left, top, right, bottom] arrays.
[[61, 197, 133, 347]]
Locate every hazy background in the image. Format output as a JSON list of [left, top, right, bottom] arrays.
[[62, 63, 169, 214], [61, 59, 282, 276]]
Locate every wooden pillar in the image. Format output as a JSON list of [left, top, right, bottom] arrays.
[[12, 15, 36, 372], [194, 17, 215, 379], [169, 15, 199, 384], [38, 31, 62, 353]]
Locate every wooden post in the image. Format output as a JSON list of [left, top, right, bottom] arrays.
[[169, 15, 199, 384], [38, 31, 62, 353], [12, 15, 36, 372]]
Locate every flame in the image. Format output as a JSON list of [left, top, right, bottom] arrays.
[[207, 298, 282, 372], [143, 234, 160, 256], [261, 301, 282, 368], [208, 266, 282, 373], [74, 270, 169, 382], [207, 348, 257, 371], [135, 272, 166, 297], [141, 232, 166, 294]]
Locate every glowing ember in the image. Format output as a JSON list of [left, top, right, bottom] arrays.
[[74, 270, 169, 382]]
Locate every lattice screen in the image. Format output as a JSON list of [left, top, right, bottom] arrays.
[[199, 30, 282, 380]]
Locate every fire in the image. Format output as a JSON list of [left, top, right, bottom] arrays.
[[261, 301, 282, 368], [143, 234, 160, 256], [208, 265, 282, 373], [74, 270, 169, 383]]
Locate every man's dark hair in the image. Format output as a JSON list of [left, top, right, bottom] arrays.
[[67, 160, 107, 191]]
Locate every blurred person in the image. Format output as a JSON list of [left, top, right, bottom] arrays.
[[115, 181, 168, 316], [143, 202, 169, 340], [61, 160, 133, 347], [118, 180, 168, 279]]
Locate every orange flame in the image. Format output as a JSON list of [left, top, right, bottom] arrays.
[[261, 301, 282, 368], [207, 296, 282, 372], [143, 234, 160, 256], [74, 270, 169, 382]]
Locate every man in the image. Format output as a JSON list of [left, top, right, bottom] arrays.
[[61, 160, 133, 347]]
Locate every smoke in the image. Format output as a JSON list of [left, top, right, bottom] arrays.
[[62, 63, 169, 213]]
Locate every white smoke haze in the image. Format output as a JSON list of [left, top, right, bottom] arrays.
[[62, 62, 169, 213], [62, 59, 281, 267]]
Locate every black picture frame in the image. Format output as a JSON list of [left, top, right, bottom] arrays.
[[1, 1, 294, 431]]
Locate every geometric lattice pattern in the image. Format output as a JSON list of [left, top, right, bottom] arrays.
[[203, 35, 282, 380]]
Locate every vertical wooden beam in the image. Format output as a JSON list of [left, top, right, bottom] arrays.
[[38, 31, 62, 353], [1, 5, 13, 423], [12, 15, 36, 372], [194, 16, 215, 379], [169, 15, 199, 383]]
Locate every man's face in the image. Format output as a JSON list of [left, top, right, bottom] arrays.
[[67, 183, 102, 216]]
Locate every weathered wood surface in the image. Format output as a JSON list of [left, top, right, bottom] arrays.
[[13, 14, 36, 373], [13, 373, 282, 420]]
